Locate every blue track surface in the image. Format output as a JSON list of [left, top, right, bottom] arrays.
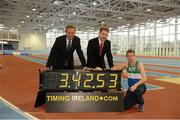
[[146, 72, 179, 78], [0, 100, 28, 119], [19, 55, 47, 65], [114, 56, 180, 67], [144, 66, 180, 73]]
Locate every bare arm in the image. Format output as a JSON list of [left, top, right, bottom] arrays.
[[121, 62, 128, 79], [111, 62, 127, 70], [111, 62, 128, 79], [136, 62, 147, 86]]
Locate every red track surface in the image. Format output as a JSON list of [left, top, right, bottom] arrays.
[[0, 55, 180, 119]]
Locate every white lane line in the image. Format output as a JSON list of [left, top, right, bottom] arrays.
[[0, 96, 39, 120]]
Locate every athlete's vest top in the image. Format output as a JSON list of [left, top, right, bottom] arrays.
[[127, 61, 142, 87]]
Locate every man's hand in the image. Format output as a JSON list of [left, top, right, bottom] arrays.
[[40, 67, 51, 72], [82, 67, 93, 71], [110, 67, 116, 70], [94, 67, 103, 70], [110, 65, 122, 70]]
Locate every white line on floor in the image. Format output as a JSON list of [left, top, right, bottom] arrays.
[[0, 96, 39, 120]]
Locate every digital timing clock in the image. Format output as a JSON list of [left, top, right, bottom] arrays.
[[41, 70, 122, 91]]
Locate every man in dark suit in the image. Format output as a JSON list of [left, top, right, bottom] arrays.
[[45, 25, 86, 70], [36, 25, 87, 107], [87, 26, 114, 70]]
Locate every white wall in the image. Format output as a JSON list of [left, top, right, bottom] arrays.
[[19, 31, 46, 50]]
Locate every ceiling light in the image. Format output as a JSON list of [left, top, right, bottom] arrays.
[[53, 1, 58, 4], [0, 24, 6, 29], [60, 18, 64, 21], [146, 9, 151, 12], [32, 8, 36, 11], [101, 21, 105, 24], [53, 0, 64, 5], [26, 15, 30, 18], [78, 3, 86, 7], [21, 21, 25, 23], [118, 16, 122, 19], [0, 41, 8, 44], [0, 27, 6, 29], [0, 24, 4, 27], [92, 1, 97, 6], [72, 12, 76, 15]]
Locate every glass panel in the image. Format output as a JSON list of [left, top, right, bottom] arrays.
[[169, 25, 175, 34], [163, 26, 169, 35], [177, 34, 180, 41], [169, 35, 175, 42], [177, 25, 180, 33], [163, 35, 169, 42], [177, 17, 180, 24], [157, 27, 162, 35], [169, 18, 175, 24]]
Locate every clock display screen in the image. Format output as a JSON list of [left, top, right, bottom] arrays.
[[41, 70, 122, 91]]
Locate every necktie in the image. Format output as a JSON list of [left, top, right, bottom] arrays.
[[67, 40, 71, 50], [65, 40, 71, 66], [99, 42, 103, 56]]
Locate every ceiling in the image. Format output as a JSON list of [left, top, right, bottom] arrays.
[[0, 0, 180, 32]]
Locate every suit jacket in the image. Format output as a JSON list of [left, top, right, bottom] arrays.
[[46, 35, 86, 70], [87, 37, 114, 69]]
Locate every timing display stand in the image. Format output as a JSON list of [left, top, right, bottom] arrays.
[[34, 70, 124, 112]]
